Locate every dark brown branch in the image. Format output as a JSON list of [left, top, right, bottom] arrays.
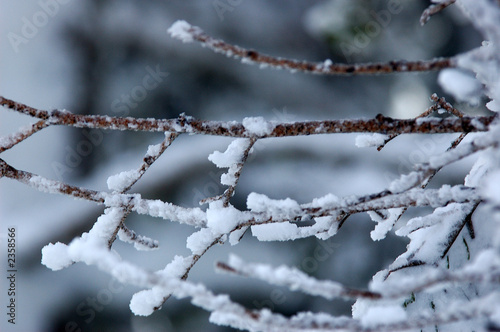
[[169, 21, 456, 75], [1, 97, 494, 138], [0, 158, 104, 203]]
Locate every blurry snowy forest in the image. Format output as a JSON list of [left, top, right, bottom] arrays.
[[1, 0, 499, 331]]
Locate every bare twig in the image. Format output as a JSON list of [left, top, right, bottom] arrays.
[[420, 0, 457, 25], [168, 21, 457, 75], [377, 94, 464, 150], [122, 132, 179, 193]]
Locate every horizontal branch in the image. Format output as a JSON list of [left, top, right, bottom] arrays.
[[168, 20, 456, 75], [1, 96, 494, 138], [0, 158, 206, 227]]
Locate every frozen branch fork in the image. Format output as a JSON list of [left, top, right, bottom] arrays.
[[3, 1, 500, 330]]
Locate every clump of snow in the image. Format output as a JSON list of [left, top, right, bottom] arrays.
[[309, 193, 340, 210], [251, 222, 299, 241], [247, 192, 301, 219], [186, 228, 218, 254], [206, 201, 245, 234], [161, 255, 193, 279], [208, 138, 251, 186], [146, 142, 162, 157], [242, 117, 275, 136], [360, 305, 407, 328], [107, 170, 140, 192], [208, 139, 249, 168], [355, 133, 389, 148], [438, 68, 483, 105], [41, 242, 73, 271], [88, 207, 126, 241], [130, 288, 166, 316], [167, 20, 194, 43]]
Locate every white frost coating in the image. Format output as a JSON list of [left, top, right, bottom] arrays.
[[224, 255, 345, 300], [309, 193, 340, 209], [167, 20, 194, 43], [251, 222, 299, 241], [107, 170, 140, 192], [455, 0, 500, 112], [251, 216, 338, 241], [482, 169, 500, 205], [242, 117, 275, 136], [355, 133, 389, 148], [146, 142, 162, 157], [41, 242, 73, 271], [438, 68, 483, 105], [87, 207, 125, 240], [391, 203, 474, 267], [133, 198, 207, 227], [369, 208, 404, 241], [186, 228, 218, 254], [360, 305, 407, 327], [247, 192, 301, 219], [388, 171, 421, 193], [161, 255, 193, 279], [465, 155, 489, 187], [206, 201, 244, 234], [28, 176, 65, 195]]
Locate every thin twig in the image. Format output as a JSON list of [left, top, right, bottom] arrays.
[[0, 120, 49, 153], [168, 21, 457, 75], [122, 132, 179, 193], [377, 94, 464, 150], [109, 132, 179, 248], [153, 234, 225, 311], [420, 0, 457, 25]]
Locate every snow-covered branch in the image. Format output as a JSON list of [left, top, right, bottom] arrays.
[[2, 0, 500, 330]]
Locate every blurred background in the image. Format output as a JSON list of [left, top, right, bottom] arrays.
[[0, 0, 487, 331]]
